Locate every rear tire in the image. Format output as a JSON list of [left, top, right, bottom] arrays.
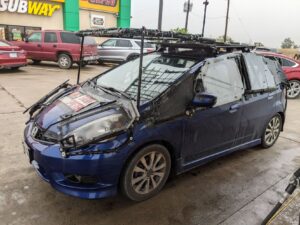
[[58, 54, 72, 69], [121, 144, 171, 202], [287, 80, 300, 99], [261, 114, 282, 148]]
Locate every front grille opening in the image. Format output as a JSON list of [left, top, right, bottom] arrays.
[[65, 174, 99, 184]]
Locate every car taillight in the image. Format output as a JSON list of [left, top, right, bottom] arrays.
[[147, 49, 154, 53]]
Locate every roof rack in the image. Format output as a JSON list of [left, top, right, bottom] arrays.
[[75, 27, 254, 109]]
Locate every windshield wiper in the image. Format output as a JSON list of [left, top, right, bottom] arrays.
[[88, 80, 134, 100], [100, 85, 134, 100], [24, 80, 72, 119]]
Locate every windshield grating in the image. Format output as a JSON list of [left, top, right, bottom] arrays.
[[124, 67, 184, 102]]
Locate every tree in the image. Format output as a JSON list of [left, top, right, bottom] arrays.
[[171, 28, 188, 34], [281, 38, 295, 49], [216, 35, 234, 43]]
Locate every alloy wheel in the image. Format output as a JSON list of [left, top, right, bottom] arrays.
[[264, 116, 281, 146], [287, 80, 300, 99], [59, 57, 69, 67], [131, 151, 167, 195]]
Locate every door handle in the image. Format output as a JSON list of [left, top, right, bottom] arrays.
[[229, 103, 240, 113], [53, 44, 57, 48], [37, 44, 41, 47]]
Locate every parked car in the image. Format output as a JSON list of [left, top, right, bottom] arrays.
[[254, 47, 278, 53], [0, 40, 27, 70], [256, 51, 300, 99], [23, 47, 286, 201], [97, 38, 155, 63], [11, 30, 98, 69]]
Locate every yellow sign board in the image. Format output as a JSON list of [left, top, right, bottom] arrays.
[[80, 0, 120, 14]]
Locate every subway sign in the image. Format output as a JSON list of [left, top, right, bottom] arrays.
[[0, 0, 63, 17]]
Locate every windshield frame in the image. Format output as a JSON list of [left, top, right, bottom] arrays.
[[89, 52, 199, 105]]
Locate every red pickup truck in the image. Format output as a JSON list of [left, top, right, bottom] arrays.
[[11, 30, 99, 69]]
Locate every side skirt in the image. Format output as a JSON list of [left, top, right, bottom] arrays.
[[177, 139, 261, 174]]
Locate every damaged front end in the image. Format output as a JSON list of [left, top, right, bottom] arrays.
[[25, 80, 139, 158]]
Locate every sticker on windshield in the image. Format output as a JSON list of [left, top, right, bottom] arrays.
[[60, 92, 96, 112]]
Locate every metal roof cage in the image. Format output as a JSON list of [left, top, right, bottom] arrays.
[[75, 27, 254, 108]]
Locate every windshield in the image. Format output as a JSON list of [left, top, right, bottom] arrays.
[[95, 53, 196, 102]]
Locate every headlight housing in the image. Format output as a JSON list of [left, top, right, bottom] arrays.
[[60, 107, 133, 150]]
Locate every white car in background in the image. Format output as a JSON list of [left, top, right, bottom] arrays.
[[97, 38, 155, 64]]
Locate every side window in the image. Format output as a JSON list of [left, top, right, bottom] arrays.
[[200, 56, 244, 106], [116, 39, 132, 47], [44, 32, 57, 43], [280, 57, 297, 67], [243, 53, 276, 91], [102, 39, 116, 47], [60, 32, 80, 44], [28, 32, 41, 42]]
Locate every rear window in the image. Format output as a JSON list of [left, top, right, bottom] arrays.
[[135, 41, 153, 48], [60, 32, 96, 45], [0, 41, 10, 47], [280, 57, 297, 67]]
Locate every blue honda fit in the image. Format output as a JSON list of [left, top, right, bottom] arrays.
[[23, 50, 287, 201]]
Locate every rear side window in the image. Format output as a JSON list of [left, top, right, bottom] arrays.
[[60, 32, 80, 44], [243, 53, 276, 91], [44, 32, 57, 43], [200, 56, 244, 106], [135, 41, 153, 48], [28, 32, 41, 42], [116, 39, 132, 47], [264, 58, 288, 85], [280, 57, 297, 67]]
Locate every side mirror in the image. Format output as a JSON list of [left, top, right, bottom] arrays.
[[192, 93, 217, 108], [24, 37, 29, 42]]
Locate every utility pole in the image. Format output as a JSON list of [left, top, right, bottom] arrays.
[[224, 0, 230, 42], [201, 0, 209, 37], [158, 0, 163, 31], [184, 0, 192, 32]]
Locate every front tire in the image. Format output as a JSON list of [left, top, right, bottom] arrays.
[[58, 54, 72, 69], [121, 144, 171, 201], [287, 80, 300, 99], [261, 114, 282, 148]]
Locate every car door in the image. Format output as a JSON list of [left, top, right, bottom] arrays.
[[182, 55, 245, 166], [24, 32, 42, 59], [237, 53, 278, 144], [98, 39, 133, 61], [41, 31, 58, 61], [98, 39, 117, 61]]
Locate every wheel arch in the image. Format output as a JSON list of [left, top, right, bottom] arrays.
[[277, 111, 285, 131], [56, 51, 73, 61], [119, 140, 178, 187]]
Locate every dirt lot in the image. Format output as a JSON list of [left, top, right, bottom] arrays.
[[0, 63, 300, 225]]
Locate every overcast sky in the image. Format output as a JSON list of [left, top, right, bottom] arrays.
[[131, 0, 300, 48]]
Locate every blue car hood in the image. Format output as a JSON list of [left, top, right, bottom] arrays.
[[34, 87, 139, 137]]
